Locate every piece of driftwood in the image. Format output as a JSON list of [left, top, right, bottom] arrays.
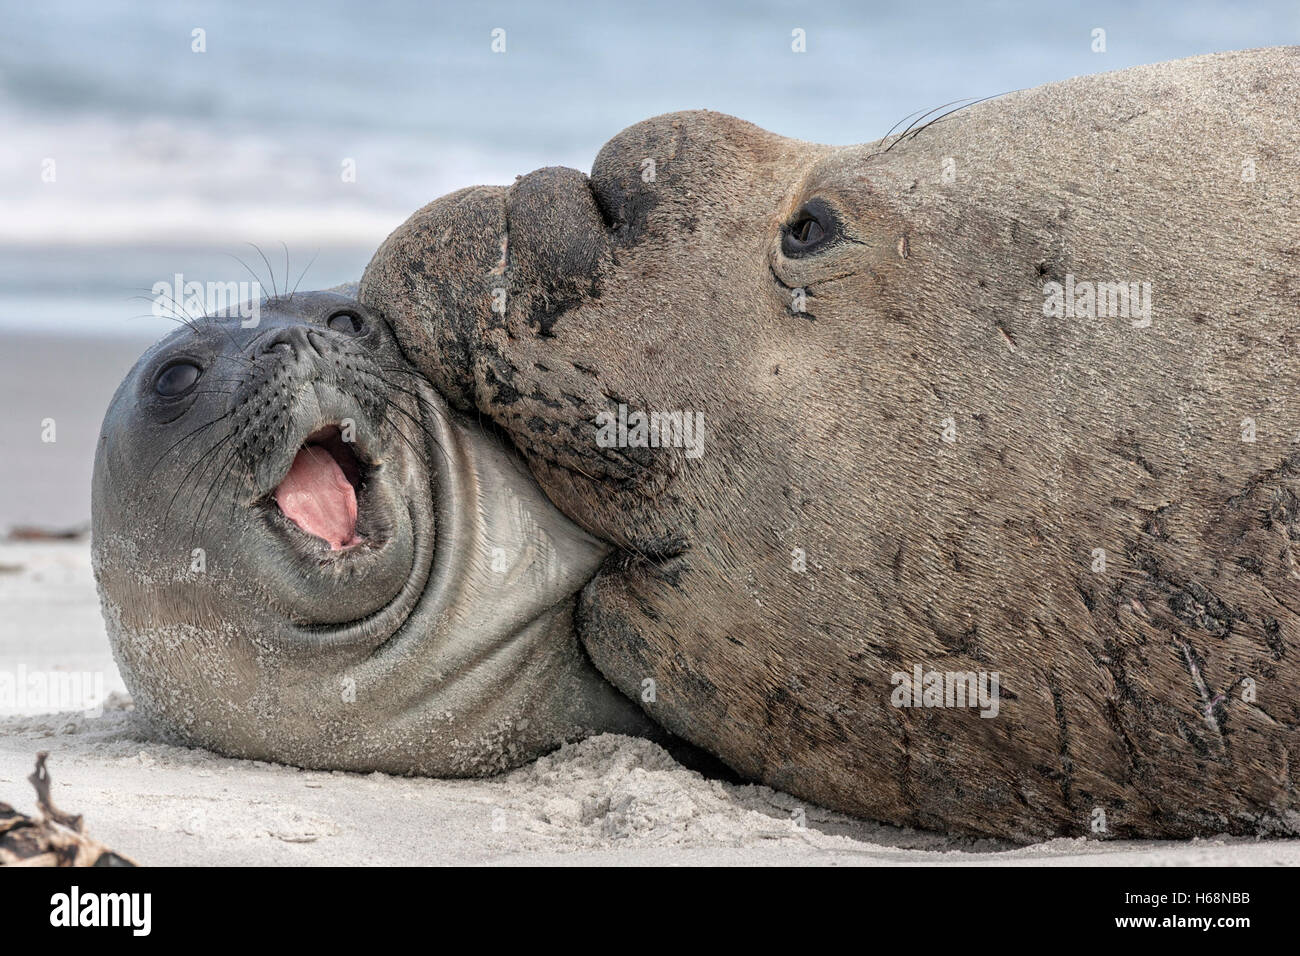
[[0, 752, 136, 866], [5, 524, 89, 542]]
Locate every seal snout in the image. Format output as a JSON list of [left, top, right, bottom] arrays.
[[272, 425, 367, 550]]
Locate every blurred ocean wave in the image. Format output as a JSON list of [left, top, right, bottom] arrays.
[[0, 0, 1291, 335]]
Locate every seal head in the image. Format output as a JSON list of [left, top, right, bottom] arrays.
[[92, 291, 655, 775]]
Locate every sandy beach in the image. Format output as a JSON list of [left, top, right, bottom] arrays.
[[1, 539, 1297, 865]]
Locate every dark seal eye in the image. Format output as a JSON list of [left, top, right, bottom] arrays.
[[326, 311, 364, 334], [155, 361, 201, 397], [781, 199, 838, 257]]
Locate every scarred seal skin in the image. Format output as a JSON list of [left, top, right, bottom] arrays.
[[359, 48, 1300, 840]]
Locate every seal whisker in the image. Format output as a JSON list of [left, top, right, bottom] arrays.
[[123, 311, 209, 339], [370, 380, 453, 469], [889, 98, 977, 143], [146, 300, 264, 368], [372, 366, 458, 427], [143, 412, 236, 484], [382, 400, 442, 462], [898, 90, 1016, 145], [880, 105, 934, 142], [125, 293, 262, 371], [125, 294, 198, 328], [248, 242, 278, 300], [204, 352, 263, 372], [161, 433, 233, 531], [136, 284, 280, 382], [152, 293, 202, 328], [192, 442, 248, 540], [378, 408, 429, 466], [125, 286, 200, 320], [281, 241, 291, 303], [191, 446, 247, 544], [289, 248, 321, 299], [124, 294, 203, 336], [879, 90, 1022, 154], [372, 372, 456, 474], [225, 251, 271, 304], [882, 97, 980, 150]]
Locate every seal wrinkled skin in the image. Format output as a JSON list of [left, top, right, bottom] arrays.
[[359, 48, 1300, 839]]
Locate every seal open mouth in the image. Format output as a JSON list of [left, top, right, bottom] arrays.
[[273, 425, 367, 550]]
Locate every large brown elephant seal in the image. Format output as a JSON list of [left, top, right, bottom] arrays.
[[358, 47, 1300, 839], [94, 48, 1300, 841]]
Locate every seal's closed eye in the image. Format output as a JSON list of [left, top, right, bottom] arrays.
[[154, 361, 201, 397], [781, 198, 838, 257]]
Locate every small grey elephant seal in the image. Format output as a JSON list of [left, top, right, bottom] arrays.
[[93, 291, 658, 777]]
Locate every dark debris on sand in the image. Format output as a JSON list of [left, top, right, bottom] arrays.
[[0, 752, 135, 866]]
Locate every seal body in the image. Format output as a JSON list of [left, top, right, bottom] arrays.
[[360, 48, 1300, 839]]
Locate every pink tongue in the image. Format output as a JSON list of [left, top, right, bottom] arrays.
[[273, 445, 358, 549]]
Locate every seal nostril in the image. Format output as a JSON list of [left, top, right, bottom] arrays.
[[256, 326, 324, 361], [306, 328, 332, 353]]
